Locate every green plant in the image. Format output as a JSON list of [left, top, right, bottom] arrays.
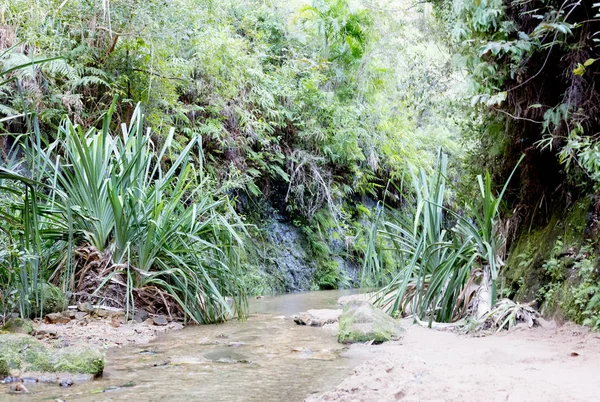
[[364, 151, 522, 323], [566, 244, 600, 329], [8, 102, 248, 323], [0, 166, 45, 320]]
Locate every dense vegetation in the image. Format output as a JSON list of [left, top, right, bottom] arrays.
[[1, 0, 599, 329]]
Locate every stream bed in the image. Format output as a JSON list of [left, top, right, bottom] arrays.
[[15, 290, 368, 401]]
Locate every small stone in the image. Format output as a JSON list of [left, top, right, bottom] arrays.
[[94, 306, 125, 318], [152, 315, 168, 326], [10, 383, 29, 393], [144, 318, 154, 326], [293, 309, 342, 327], [133, 309, 149, 323], [59, 379, 73, 387], [45, 312, 71, 324], [74, 312, 88, 321], [168, 322, 184, 331], [95, 308, 108, 317], [77, 302, 92, 313]]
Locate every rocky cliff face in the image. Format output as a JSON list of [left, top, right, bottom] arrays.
[[266, 220, 317, 292]]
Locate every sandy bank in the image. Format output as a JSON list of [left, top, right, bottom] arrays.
[[308, 320, 600, 402]]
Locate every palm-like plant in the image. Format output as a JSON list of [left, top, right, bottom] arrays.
[[0, 167, 43, 319], [364, 152, 522, 324], [25, 102, 247, 323]]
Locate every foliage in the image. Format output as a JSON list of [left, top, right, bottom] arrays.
[[364, 151, 520, 323], [0, 0, 474, 321], [444, 0, 600, 210], [2, 104, 246, 324]]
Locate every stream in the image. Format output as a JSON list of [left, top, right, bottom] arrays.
[[17, 290, 369, 401]]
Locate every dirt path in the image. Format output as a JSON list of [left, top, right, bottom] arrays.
[[308, 321, 600, 402]]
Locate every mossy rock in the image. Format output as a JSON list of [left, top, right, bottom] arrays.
[[1, 318, 34, 335], [50, 348, 105, 376], [0, 334, 104, 377], [337, 301, 403, 344]]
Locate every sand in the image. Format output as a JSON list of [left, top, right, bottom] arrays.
[[307, 320, 600, 402]]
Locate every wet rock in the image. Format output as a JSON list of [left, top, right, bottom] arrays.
[[293, 309, 342, 327], [152, 315, 168, 326], [337, 301, 403, 344], [0, 333, 104, 377], [1, 318, 34, 335], [203, 349, 249, 364], [59, 378, 73, 387], [45, 312, 71, 324], [2, 376, 21, 384], [50, 347, 105, 376], [266, 220, 317, 292]]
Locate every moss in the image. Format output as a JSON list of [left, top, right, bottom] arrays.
[[503, 197, 594, 317], [0, 334, 104, 377], [1, 318, 34, 335], [337, 301, 403, 344], [50, 348, 105, 376]]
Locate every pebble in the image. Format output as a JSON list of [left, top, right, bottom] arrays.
[[60, 379, 73, 387], [152, 315, 168, 326], [45, 312, 71, 324], [10, 383, 29, 393]]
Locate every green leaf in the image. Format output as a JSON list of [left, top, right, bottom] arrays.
[[573, 63, 585, 76], [584, 58, 596, 67]]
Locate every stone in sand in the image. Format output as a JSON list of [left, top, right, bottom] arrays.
[[152, 315, 168, 326], [44, 312, 71, 324], [293, 309, 342, 327], [337, 301, 403, 344]]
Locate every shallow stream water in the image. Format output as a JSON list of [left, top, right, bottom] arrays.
[[15, 290, 367, 401]]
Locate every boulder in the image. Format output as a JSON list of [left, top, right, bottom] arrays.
[[337, 301, 403, 344], [0, 334, 104, 377], [293, 309, 342, 327], [1, 318, 34, 335]]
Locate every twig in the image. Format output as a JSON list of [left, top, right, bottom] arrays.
[[493, 108, 544, 124]]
